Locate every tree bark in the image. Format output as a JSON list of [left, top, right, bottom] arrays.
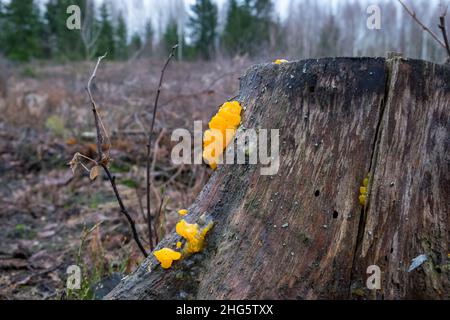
[[107, 57, 450, 300]]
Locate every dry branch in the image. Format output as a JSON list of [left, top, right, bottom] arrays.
[[145, 44, 178, 252], [86, 54, 148, 258], [398, 0, 450, 57], [439, 8, 450, 57]]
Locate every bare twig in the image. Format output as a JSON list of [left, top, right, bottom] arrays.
[[146, 44, 178, 251], [86, 53, 108, 161], [86, 54, 148, 258], [439, 7, 450, 57], [101, 166, 148, 257], [398, 0, 447, 50]]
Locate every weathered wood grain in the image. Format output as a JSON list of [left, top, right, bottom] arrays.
[[350, 58, 450, 299], [106, 57, 449, 300]]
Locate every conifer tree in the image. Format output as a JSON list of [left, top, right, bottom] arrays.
[[163, 19, 179, 54], [245, 0, 273, 47], [188, 0, 218, 60], [222, 0, 274, 56], [0, 0, 5, 55], [129, 32, 142, 56], [45, 0, 85, 60], [3, 0, 44, 61], [115, 13, 128, 60], [96, 2, 115, 58], [222, 0, 252, 55]]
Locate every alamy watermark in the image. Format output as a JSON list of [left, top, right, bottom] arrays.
[[366, 265, 382, 290], [66, 265, 81, 290], [367, 4, 381, 30], [171, 121, 280, 176], [66, 5, 81, 30]]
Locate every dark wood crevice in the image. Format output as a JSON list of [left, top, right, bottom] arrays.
[[348, 56, 401, 294]]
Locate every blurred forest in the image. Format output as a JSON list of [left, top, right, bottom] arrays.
[[0, 0, 449, 62], [0, 0, 448, 300]]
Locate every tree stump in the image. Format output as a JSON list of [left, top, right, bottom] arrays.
[[107, 57, 450, 300]]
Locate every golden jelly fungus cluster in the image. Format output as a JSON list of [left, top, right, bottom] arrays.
[[176, 219, 213, 254], [153, 248, 181, 269], [153, 209, 214, 270], [359, 177, 369, 206], [274, 59, 289, 65], [203, 101, 242, 170]]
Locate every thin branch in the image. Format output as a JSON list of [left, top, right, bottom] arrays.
[[146, 44, 178, 251], [86, 54, 148, 258], [102, 165, 148, 257], [86, 53, 107, 162], [439, 8, 450, 57], [398, 0, 447, 49]]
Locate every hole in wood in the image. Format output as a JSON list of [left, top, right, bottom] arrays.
[[333, 210, 338, 219], [314, 190, 320, 197]]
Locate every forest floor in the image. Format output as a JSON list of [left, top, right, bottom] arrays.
[[0, 56, 250, 299]]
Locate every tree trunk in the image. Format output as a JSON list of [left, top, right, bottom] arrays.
[[107, 57, 450, 300]]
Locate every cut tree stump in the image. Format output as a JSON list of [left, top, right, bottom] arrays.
[[107, 57, 450, 300]]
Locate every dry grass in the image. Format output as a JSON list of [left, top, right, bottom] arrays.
[[0, 56, 252, 299]]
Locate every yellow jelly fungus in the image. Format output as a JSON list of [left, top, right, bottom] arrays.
[[203, 101, 242, 170], [209, 162, 218, 170], [176, 241, 182, 249], [359, 176, 369, 206], [219, 110, 241, 127], [220, 101, 242, 115], [274, 59, 288, 65], [209, 115, 230, 131], [176, 220, 199, 243], [204, 129, 235, 151], [153, 248, 182, 269], [363, 177, 369, 188], [359, 195, 367, 207], [202, 150, 217, 170], [178, 209, 188, 216], [176, 219, 213, 254], [203, 129, 216, 146]]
